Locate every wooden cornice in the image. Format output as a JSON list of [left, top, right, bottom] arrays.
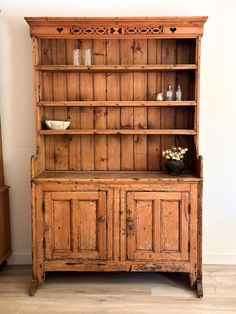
[[25, 16, 208, 38]]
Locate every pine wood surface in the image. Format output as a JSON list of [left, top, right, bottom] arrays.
[[30, 180, 200, 292], [25, 17, 207, 296], [25, 16, 208, 39], [25, 16, 208, 24], [38, 129, 196, 135], [0, 265, 236, 314], [33, 170, 201, 182], [39, 100, 197, 107], [36, 64, 198, 71], [39, 37, 197, 171]]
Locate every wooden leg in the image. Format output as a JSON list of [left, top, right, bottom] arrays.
[[29, 280, 38, 296], [0, 259, 7, 271], [196, 279, 203, 298], [29, 269, 45, 296], [189, 272, 203, 298], [189, 271, 197, 288]]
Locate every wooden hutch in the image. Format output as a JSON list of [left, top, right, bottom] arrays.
[[25, 16, 207, 297]]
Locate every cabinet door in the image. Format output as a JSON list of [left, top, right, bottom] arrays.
[[126, 191, 189, 261], [44, 191, 107, 260]]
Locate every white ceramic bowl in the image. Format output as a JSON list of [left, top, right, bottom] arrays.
[[45, 120, 70, 130]]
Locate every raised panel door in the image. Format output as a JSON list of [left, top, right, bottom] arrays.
[[126, 191, 189, 261], [44, 191, 107, 260]]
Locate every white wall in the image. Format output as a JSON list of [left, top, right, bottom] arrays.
[[0, 0, 236, 265]]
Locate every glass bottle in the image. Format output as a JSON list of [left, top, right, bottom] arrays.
[[176, 85, 182, 101], [166, 85, 173, 101]]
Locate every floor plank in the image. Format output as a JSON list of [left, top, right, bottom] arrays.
[[0, 265, 236, 313]]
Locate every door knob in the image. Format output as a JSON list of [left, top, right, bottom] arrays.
[[98, 216, 105, 223], [127, 217, 133, 223]]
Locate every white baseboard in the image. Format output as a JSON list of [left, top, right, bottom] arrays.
[[8, 253, 32, 265], [7, 253, 236, 265], [203, 254, 236, 264]]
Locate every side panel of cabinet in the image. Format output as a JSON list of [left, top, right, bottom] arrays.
[[0, 187, 11, 263], [44, 191, 107, 260], [126, 191, 189, 261]]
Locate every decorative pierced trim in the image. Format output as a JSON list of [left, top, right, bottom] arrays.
[[70, 26, 163, 35]]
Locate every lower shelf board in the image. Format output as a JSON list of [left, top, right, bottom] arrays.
[[33, 171, 201, 183]]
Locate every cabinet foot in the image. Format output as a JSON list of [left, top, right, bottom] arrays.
[[189, 272, 197, 288], [29, 280, 38, 296], [0, 259, 7, 271], [196, 279, 203, 298]]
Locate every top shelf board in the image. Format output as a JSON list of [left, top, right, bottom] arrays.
[[36, 64, 197, 72]]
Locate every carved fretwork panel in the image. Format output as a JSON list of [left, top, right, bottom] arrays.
[[70, 26, 163, 36]]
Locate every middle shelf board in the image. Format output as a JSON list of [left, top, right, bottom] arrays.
[[38, 101, 197, 107], [38, 129, 196, 135], [36, 64, 197, 72]]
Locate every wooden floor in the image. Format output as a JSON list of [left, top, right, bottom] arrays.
[[0, 265, 236, 313]]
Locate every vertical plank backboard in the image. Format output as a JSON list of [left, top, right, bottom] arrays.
[[133, 40, 147, 170], [106, 40, 121, 170], [80, 40, 94, 170], [41, 39, 54, 170], [66, 40, 81, 170], [120, 39, 134, 170], [147, 39, 161, 170], [176, 39, 195, 169], [161, 40, 176, 170], [93, 39, 107, 170], [52, 39, 69, 170], [38, 37, 198, 174]]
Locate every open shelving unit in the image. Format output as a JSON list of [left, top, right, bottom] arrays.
[[26, 16, 207, 297], [32, 34, 199, 173]]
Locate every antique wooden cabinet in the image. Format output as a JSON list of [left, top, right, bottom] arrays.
[[0, 120, 11, 270], [25, 16, 207, 297]]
